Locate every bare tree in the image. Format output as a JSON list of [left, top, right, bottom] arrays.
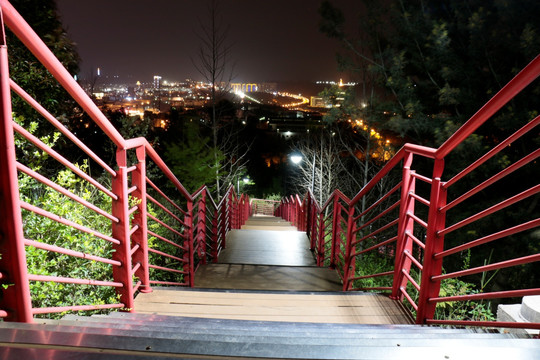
[[193, 0, 249, 199]]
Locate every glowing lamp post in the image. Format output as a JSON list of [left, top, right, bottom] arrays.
[[290, 154, 303, 165]]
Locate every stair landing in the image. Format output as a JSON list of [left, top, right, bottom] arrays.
[[133, 289, 413, 324], [135, 216, 413, 325]]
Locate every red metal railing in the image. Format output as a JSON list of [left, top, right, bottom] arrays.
[[279, 54, 540, 330], [0, 1, 249, 322]]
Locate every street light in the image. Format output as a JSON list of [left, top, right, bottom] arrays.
[[290, 154, 303, 164]]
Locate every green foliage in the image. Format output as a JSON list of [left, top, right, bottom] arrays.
[[7, 0, 79, 125], [263, 193, 282, 201], [352, 251, 394, 290], [19, 162, 118, 318], [164, 122, 223, 193]]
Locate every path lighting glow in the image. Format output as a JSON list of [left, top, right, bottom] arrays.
[[290, 154, 303, 164]]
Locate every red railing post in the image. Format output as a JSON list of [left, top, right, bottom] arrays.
[[0, 22, 33, 322], [391, 152, 416, 300], [416, 158, 447, 323], [330, 196, 340, 268], [197, 190, 207, 265], [111, 148, 135, 310], [211, 208, 219, 262], [131, 146, 151, 293], [317, 212, 325, 266], [183, 200, 194, 287], [342, 205, 356, 291]]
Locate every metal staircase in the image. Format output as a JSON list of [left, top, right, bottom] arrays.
[[1, 312, 538, 359]]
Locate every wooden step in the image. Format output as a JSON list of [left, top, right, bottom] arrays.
[[134, 289, 413, 324]]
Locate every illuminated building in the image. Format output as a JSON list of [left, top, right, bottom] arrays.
[[153, 75, 162, 90]]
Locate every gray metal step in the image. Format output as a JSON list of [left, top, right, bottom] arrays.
[[57, 312, 497, 338], [37, 318, 509, 344], [0, 321, 538, 360]]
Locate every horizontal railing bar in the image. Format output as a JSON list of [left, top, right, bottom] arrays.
[[442, 148, 540, 212], [354, 200, 400, 234], [147, 230, 185, 251], [409, 192, 430, 207], [410, 172, 433, 184], [426, 319, 540, 330], [444, 115, 540, 189], [352, 286, 392, 292], [31, 303, 125, 315], [408, 212, 427, 229], [149, 264, 187, 274], [146, 194, 185, 225], [436, 218, 540, 259], [130, 244, 140, 256], [20, 201, 120, 245], [401, 287, 418, 311], [352, 218, 399, 247], [349, 144, 436, 208], [436, 55, 540, 159], [129, 224, 139, 238], [24, 239, 120, 267], [28, 274, 123, 287], [9, 79, 117, 177], [127, 185, 137, 195], [432, 253, 540, 281], [440, 184, 540, 237], [402, 269, 420, 291], [406, 231, 426, 250], [131, 262, 141, 275], [126, 165, 137, 173], [146, 177, 186, 215], [429, 288, 540, 303], [127, 205, 139, 217], [133, 280, 142, 293], [349, 270, 394, 281], [149, 280, 186, 286], [403, 250, 423, 271], [147, 213, 184, 238], [13, 122, 117, 200], [352, 236, 397, 257], [16, 162, 119, 223], [148, 248, 185, 263], [433, 218, 540, 259], [0, 310, 8, 318]]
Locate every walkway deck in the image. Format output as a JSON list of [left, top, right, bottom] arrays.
[[134, 216, 413, 324]]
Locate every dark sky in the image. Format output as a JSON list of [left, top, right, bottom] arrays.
[[55, 0, 364, 84]]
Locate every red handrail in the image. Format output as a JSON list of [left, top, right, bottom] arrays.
[[0, 1, 249, 322], [278, 54, 540, 330]]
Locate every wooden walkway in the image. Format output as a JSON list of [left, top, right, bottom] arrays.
[[134, 216, 413, 324]]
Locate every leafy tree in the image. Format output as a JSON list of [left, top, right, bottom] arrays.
[[319, 0, 540, 306], [165, 122, 222, 194], [7, 0, 79, 124]]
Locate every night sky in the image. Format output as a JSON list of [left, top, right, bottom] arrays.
[[55, 0, 364, 84]]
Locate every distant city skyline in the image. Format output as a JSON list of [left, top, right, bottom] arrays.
[[55, 0, 364, 83]]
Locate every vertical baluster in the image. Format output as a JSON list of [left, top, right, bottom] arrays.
[[131, 146, 151, 293], [416, 158, 447, 323], [183, 200, 194, 287], [391, 152, 415, 300], [112, 148, 135, 310], [198, 190, 207, 265], [0, 27, 33, 322]]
